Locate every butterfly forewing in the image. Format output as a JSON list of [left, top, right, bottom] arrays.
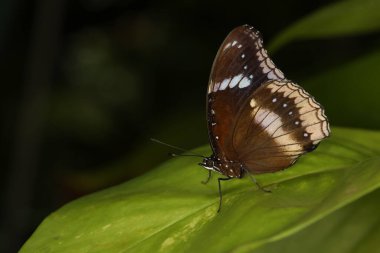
[[206, 25, 285, 174], [208, 25, 285, 95]]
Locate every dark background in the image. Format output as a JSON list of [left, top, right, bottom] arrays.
[[1, 0, 379, 252]]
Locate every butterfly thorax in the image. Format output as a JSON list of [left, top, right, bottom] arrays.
[[200, 155, 244, 178]]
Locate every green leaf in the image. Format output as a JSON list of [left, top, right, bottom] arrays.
[[268, 0, 380, 52], [20, 127, 380, 253], [254, 188, 380, 253]]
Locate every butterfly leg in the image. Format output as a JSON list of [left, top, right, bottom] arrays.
[[201, 170, 212, 184], [247, 173, 271, 193], [217, 177, 232, 212]]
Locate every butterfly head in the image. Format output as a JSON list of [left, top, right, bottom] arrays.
[[199, 157, 221, 173], [199, 156, 244, 178]]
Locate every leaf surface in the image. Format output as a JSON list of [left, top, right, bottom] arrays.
[[20, 127, 380, 253]]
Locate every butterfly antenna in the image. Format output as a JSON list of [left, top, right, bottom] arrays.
[[150, 138, 206, 158]]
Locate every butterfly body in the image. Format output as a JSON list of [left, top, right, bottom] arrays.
[[200, 25, 330, 180]]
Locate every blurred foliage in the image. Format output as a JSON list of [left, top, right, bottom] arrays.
[[269, 0, 380, 52], [20, 127, 380, 252]]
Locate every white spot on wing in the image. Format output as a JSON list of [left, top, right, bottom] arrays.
[[261, 49, 268, 58], [267, 70, 277, 80], [219, 78, 231, 90], [229, 74, 243, 88], [213, 82, 220, 92], [257, 39, 263, 47], [266, 58, 275, 68], [258, 111, 278, 129], [238, 77, 251, 88], [257, 50, 265, 61], [253, 108, 288, 138], [223, 42, 231, 51], [232, 40, 237, 46], [266, 115, 287, 137], [259, 62, 271, 73]]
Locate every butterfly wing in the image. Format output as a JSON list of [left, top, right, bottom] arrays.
[[233, 80, 330, 173], [207, 25, 285, 161]]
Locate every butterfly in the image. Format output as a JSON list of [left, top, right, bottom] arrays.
[[199, 25, 330, 212]]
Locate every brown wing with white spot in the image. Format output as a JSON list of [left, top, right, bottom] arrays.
[[232, 80, 330, 173], [208, 25, 284, 95], [207, 25, 285, 162]]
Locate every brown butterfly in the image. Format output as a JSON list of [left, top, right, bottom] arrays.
[[199, 25, 330, 211]]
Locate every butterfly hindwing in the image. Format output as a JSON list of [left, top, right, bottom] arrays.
[[233, 80, 330, 173]]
